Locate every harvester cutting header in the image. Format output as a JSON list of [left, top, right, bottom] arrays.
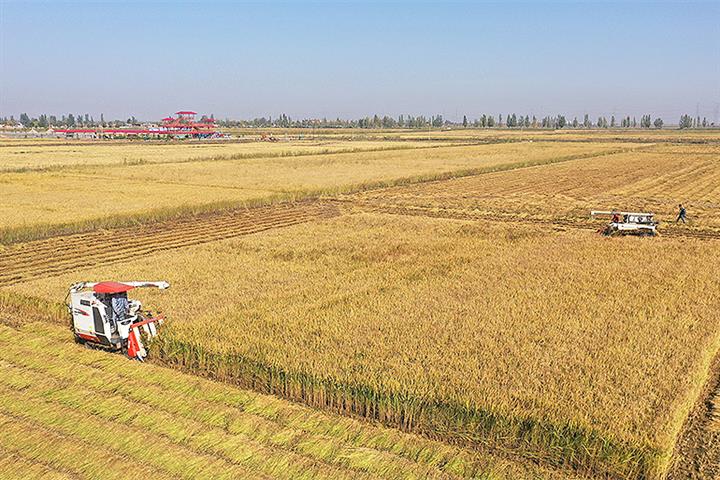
[[67, 281, 169, 361]]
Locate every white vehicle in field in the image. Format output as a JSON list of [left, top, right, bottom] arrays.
[[66, 281, 169, 360], [591, 210, 658, 237]]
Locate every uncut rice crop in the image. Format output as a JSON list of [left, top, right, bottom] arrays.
[[11, 213, 720, 479]]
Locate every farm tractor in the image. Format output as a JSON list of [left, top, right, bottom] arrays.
[[591, 210, 658, 237], [66, 281, 169, 361]]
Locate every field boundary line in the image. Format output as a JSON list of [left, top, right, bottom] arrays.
[[58, 142, 653, 191], [0, 193, 326, 245]]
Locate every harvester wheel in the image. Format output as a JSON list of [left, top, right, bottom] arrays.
[[73, 334, 86, 345]]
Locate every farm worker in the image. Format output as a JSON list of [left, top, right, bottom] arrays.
[[111, 292, 129, 331], [611, 213, 620, 223], [676, 204, 687, 223]]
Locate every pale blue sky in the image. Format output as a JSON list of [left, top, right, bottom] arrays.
[[1, 0, 718, 121]]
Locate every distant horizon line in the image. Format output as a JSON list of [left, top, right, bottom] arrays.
[[3, 111, 718, 126]]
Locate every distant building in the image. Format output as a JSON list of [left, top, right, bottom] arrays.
[[52, 110, 223, 139]]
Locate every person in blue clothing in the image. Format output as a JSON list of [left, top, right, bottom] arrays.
[[110, 292, 129, 332], [676, 204, 687, 223]]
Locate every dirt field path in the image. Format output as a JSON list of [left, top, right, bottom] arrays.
[[0, 201, 340, 287]]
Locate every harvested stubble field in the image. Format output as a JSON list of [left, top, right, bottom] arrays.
[[0, 320, 570, 480], [369, 128, 720, 144], [2, 130, 720, 480], [222, 127, 720, 144], [8, 213, 720, 479], [0, 139, 640, 243], [352, 143, 720, 235]]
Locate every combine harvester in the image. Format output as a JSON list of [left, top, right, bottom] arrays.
[[591, 210, 658, 237], [67, 281, 169, 361]]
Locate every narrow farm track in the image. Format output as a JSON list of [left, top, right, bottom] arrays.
[[0, 201, 340, 287]]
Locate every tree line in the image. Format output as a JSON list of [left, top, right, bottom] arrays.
[[1, 113, 135, 129], [1, 112, 715, 130]]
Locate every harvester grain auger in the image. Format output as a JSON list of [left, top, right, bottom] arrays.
[[66, 281, 169, 361], [591, 211, 658, 237]]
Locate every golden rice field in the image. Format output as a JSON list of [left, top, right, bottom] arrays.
[[2, 130, 720, 479], [0, 321, 573, 480], [0, 139, 638, 243], [0, 138, 452, 171], [9, 212, 720, 479]]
